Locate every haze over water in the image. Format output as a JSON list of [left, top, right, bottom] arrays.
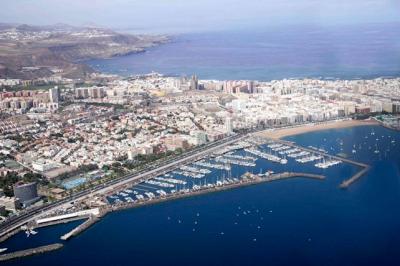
[[88, 23, 400, 81]]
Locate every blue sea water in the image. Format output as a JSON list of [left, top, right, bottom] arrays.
[[2, 125, 400, 266], [87, 23, 400, 80]]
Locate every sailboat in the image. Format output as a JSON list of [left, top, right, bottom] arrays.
[[374, 143, 380, 154], [281, 154, 288, 164], [258, 168, 263, 177], [352, 144, 356, 154]]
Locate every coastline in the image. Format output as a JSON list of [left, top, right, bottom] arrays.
[[256, 119, 381, 139]]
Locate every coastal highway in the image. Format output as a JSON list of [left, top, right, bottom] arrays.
[[0, 133, 245, 238]]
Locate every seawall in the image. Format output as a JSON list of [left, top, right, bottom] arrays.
[[0, 243, 63, 262]]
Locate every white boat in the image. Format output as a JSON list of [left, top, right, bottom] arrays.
[[0, 248, 7, 253], [374, 144, 379, 154]]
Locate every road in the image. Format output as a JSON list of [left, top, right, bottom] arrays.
[[0, 133, 245, 238]]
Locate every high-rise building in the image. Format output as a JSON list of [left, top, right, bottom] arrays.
[[49, 86, 60, 103], [225, 117, 233, 134], [13, 182, 39, 207], [190, 75, 199, 90], [88, 87, 104, 99], [247, 81, 254, 93], [75, 88, 89, 99]]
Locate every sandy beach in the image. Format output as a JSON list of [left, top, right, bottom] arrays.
[[256, 119, 380, 139]]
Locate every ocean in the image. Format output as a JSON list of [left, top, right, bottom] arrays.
[[2, 125, 400, 266], [86, 23, 400, 80]]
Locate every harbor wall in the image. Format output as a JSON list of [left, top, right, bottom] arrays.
[[0, 243, 63, 262], [110, 172, 325, 213], [59, 208, 108, 241], [340, 166, 371, 188]]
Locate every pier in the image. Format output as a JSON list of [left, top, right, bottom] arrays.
[[0, 243, 63, 262], [339, 166, 371, 189], [60, 216, 100, 241]]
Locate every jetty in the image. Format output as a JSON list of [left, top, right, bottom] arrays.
[[0, 243, 63, 262], [60, 216, 100, 241], [340, 166, 371, 188]]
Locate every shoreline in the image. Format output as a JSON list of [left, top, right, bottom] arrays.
[[256, 119, 381, 139]]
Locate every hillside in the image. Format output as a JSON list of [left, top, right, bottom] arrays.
[[0, 24, 169, 79]]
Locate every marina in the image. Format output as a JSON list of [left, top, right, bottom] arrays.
[[103, 134, 371, 207], [109, 171, 326, 211], [0, 125, 398, 266]]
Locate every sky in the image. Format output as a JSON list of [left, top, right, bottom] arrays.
[[1, 0, 399, 33]]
